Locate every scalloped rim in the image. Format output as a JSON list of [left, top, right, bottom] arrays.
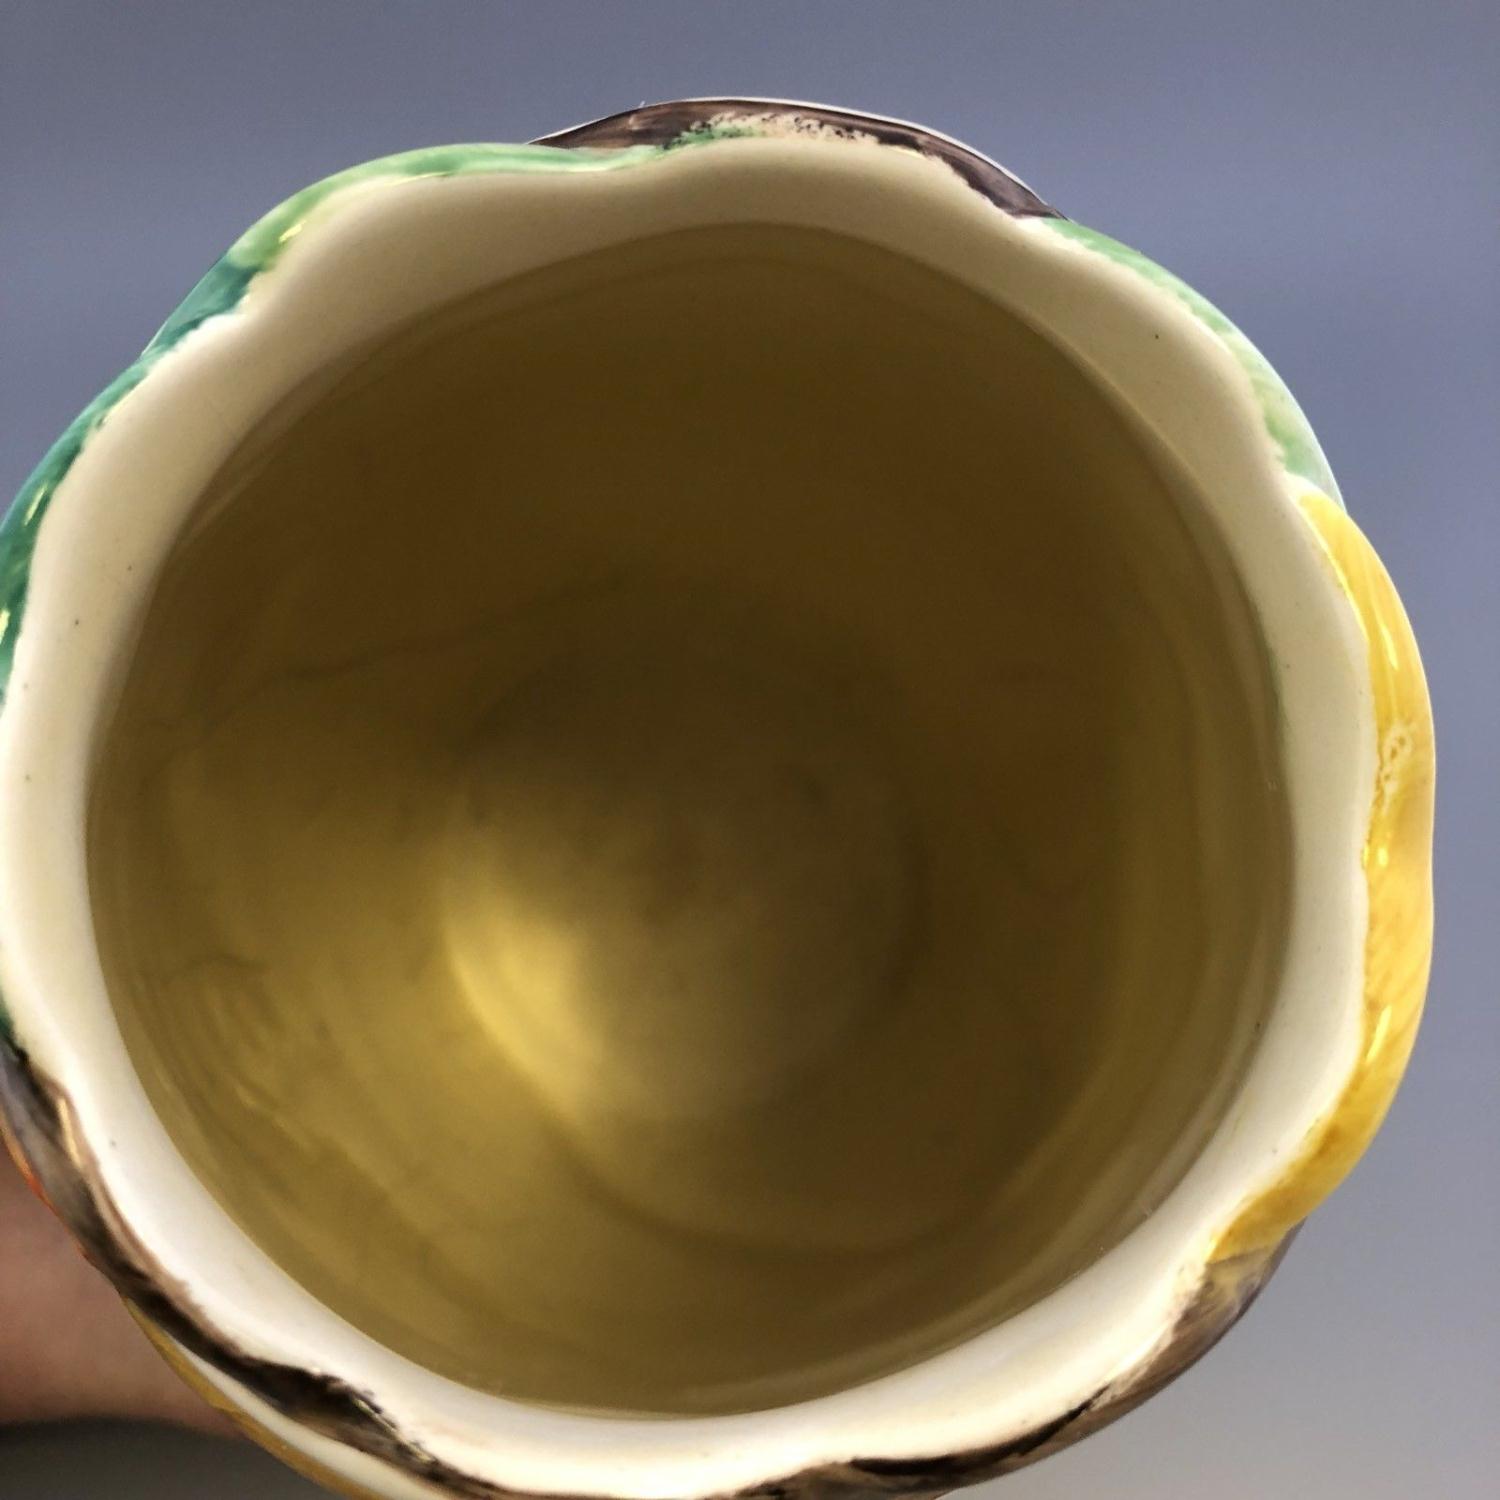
[[0, 101, 1431, 1500]]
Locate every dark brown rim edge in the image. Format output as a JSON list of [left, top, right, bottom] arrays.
[[535, 98, 1061, 220], [2, 1029, 1292, 1500]]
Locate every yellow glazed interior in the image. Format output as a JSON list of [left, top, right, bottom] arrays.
[[88, 225, 1291, 1414]]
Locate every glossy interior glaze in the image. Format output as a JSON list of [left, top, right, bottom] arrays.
[[88, 225, 1289, 1414]]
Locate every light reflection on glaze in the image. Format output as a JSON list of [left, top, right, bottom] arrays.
[[1215, 489, 1434, 1257]]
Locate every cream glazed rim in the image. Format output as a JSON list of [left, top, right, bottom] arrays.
[[0, 99, 1431, 1499]]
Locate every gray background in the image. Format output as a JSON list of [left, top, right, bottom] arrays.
[[2, 2, 1496, 1496]]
